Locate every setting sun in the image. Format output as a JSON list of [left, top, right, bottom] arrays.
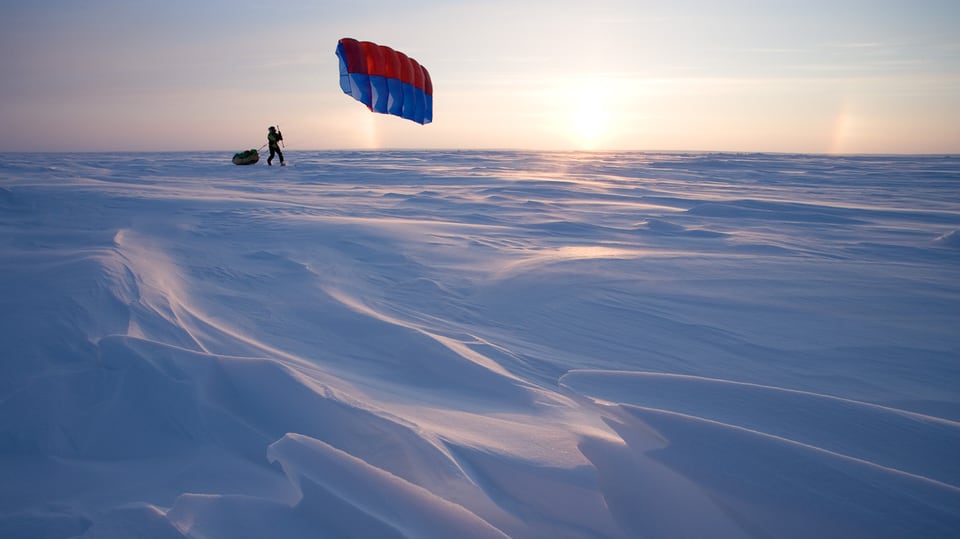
[[564, 79, 614, 150], [571, 90, 610, 149]]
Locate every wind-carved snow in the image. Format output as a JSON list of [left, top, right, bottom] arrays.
[[1, 151, 958, 538]]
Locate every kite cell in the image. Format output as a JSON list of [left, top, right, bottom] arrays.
[[335, 38, 433, 125]]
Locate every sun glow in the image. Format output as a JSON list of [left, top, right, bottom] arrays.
[[568, 81, 612, 150], [572, 100, 610, 150]]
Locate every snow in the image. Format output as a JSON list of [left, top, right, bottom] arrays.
[[1, 150, 958, 538]]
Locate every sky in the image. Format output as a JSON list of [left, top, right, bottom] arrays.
[[1, 0, 958, 153]]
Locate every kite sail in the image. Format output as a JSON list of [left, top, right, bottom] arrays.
[[335, 37, 433, 125]]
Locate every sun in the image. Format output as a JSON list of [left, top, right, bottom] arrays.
[[568, 82, 612, 150]]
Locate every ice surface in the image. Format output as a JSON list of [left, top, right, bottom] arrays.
[[1, 151, 958, 538]]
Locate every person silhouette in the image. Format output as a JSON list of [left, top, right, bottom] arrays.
[[267, 126, 285, 166]]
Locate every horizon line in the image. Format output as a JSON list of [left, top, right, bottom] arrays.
[[4, 148, 959, 158]]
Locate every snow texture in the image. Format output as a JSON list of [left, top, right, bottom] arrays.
[[1, 151, 959, 538]]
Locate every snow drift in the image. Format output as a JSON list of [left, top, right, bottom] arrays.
[[1, 151, 958, 538]]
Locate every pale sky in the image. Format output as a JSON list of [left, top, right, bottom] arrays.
[[1, 0, 958, 153]]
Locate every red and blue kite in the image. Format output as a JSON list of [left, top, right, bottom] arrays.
[[335, 38, 433, 125]]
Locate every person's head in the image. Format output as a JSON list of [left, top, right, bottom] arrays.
[[268, 126, 276, 132]]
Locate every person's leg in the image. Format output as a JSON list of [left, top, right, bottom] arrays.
[[268, 147, 276, 165], [277, 148, 284, 164]]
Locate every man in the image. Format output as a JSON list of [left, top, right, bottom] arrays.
[[267, 126, 285, 166]]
